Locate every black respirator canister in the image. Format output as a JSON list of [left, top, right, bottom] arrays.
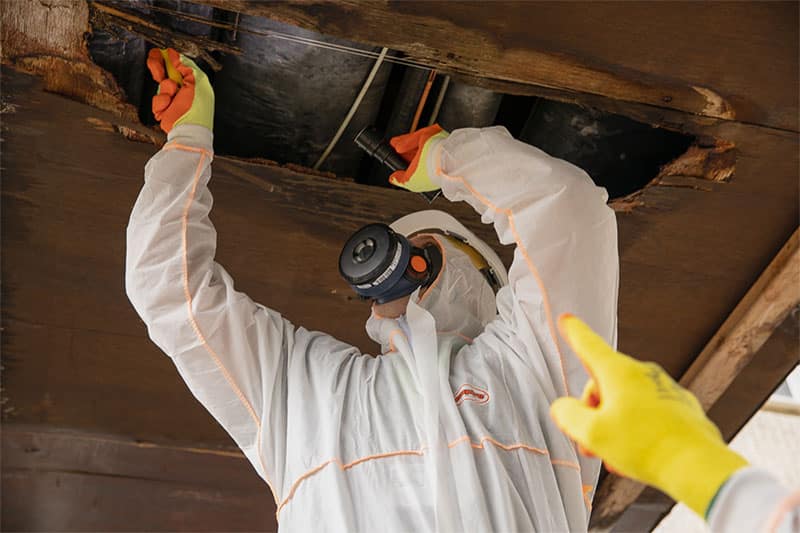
[[339, 223, 442, 303]]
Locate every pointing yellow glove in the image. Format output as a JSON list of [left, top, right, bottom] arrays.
[[550, 315, 748, 518]]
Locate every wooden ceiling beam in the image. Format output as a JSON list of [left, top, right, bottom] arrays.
[[195, 1, 799, 132], [2, 425, 277, 532]]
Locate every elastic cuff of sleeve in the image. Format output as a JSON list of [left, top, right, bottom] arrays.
[[423, 132, 449, 187], [167, 124, 214, 153]]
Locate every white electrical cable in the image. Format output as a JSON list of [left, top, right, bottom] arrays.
[[428, 75, 451, 126], [139, 3, 432, 71], [313, 47, 389, 170]]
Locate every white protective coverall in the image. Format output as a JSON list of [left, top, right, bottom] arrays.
[[126, 125, 619, 531]]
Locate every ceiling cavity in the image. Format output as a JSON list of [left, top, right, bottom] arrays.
[[88, 0, 692, 198]]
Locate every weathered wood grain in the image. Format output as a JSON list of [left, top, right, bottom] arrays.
[[0, 0, 139, 121], [90, 1, 242, 71], [2, 425, 277, 532], [683, 229, 800, 407], [197, 1, 799, 132]]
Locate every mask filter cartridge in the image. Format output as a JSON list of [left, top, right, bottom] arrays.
[[339, 223, 442, 303]]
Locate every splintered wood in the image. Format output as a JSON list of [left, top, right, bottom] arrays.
[[1, 0, 138, 121]]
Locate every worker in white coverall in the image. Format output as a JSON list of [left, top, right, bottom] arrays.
[[127, 49, 798, 532]]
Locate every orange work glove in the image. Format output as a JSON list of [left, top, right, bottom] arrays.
[[146, 48, 214, 133], [388, 124, 449, 192]]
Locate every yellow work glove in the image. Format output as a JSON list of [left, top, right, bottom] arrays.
[[146, 48, 215, 133], [388, 124, 449, 192], [550, 315, 748, 518]]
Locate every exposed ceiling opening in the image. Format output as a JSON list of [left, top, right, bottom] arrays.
[[88, 0, 693, 200]]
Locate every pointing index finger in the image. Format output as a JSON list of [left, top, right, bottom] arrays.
[[558, 314, 627, 391]]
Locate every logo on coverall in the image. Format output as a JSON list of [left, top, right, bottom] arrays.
[[454, 384, 490, 406]]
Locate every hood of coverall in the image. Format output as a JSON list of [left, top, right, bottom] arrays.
[[365, 235, 497, 353]]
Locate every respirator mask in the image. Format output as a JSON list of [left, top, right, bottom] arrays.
[[339, 211, 508, 305], [338, 223, 443, 304]]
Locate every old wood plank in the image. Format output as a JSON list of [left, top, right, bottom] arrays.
[[709, 314, 800, 443], [197, 1, 799, 132], [2, 425, 277, 532], [682, 229, 800, 406], [591, 230, 800, 528]]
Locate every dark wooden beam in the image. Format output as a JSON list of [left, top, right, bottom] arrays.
[[682, 229, 800, 407], [2, 425, 277, 532], [196, 1, 799, 132]]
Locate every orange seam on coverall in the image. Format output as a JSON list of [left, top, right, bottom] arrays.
[[550, 459, 581, 471], [176, 146, 278, 505], [164, 142, 210, 155], [461, 435, 548, 456], [582, 484, 594, 511], [435, 166, 570, 398], [275, 435, 579, 519], [437, 330, 475, 344], [275, 451, 425, 519], [764, 490, 800, 533], [434, 162, 589, 510]]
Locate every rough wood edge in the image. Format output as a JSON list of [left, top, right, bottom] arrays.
[[91, 1, 242, 71], [590, 228, 800, 528], [192, 0, 798, 133], [2, 424, 245, 459], [682, 228, 800, 406]]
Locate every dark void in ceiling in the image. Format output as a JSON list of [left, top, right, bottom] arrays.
[[88, 0, 692, 198]]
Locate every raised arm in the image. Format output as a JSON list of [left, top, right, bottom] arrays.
[[433, 127, 618, 398], [391, 125, 618, 398], [125, 50, 292, 501], [126, 124, 291, 500]]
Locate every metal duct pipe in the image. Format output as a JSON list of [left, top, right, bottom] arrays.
[[435, 82, 502, 131]]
